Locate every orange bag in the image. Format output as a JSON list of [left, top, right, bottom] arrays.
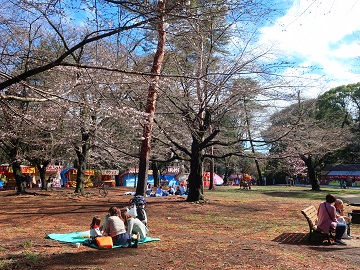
[[96, 236, 113, 249]]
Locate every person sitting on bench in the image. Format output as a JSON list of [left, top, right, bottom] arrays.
[[317, 194, 347, 245], [334, 199, 352, 239]]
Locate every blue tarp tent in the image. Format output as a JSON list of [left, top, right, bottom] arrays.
[[60, 168, 74, 185], [121, 173, 154, 187], [160, 174, 178, 187]]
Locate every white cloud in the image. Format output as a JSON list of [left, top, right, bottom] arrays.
[[258, 0, 360, 96], [332, 43, 360, 59]]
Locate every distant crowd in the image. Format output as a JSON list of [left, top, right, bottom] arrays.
[[146, 183, 188, 197]]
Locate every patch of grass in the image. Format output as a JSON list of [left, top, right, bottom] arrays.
[[296, 254, 305, 259], [18, 240, 32, 249], [23, 251, 40, 264], [0, 259, 19, 270], [206, 185, 360, 202], [2, 228, 11, 234]]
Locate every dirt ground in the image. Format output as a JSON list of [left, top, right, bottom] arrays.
[[0, 186, 360, 270]]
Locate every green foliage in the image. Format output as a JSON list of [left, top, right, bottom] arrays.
[[19, 240, 32, 249], [316, 82, 360, 163], [0, 259, 19, 270], [315, 86, 352, 126], [23, 251, 40, 264]]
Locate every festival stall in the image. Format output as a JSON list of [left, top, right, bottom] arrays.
[[65, 169, 95, 187], [119, 168, 154, 187], [322, 164, 360, 186], [326, 171, 360, 186], [203, 172, 224, 187], [34, 165, 63, 188], [0, 164, 36, 189], [60, 168, 74, 187], [160, 167, 184, 187], [0, 165, 7, 188], [99, 169, 118, 187], [228, 173, 252, 186]]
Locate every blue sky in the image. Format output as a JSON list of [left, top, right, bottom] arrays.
[[66, 0, 360, 101], [258, 0, 360, 99]]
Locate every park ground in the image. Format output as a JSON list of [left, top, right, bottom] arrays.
[[0, 185, 360, 270]]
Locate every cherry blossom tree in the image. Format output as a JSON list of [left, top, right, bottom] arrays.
[[144, 1, 291, 201], [0, 0, 175, 193], [264, 98, 353, 190]]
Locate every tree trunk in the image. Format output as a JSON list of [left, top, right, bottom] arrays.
[[39, 165, 47, 190], [223, 169, 229, 186], [244, 97, 263, 185], [254, 158, 263, 185], [301, 154, 320, 191], [136, 0, 166, 196], [12, 161, 24, 193], [75, 158, 86, 195], [35, 161, 49, 190], [209, 157, 214, 190], [187, 139, 204, 202], [74, 133, 89, 195], [151, 162, 159, 187]]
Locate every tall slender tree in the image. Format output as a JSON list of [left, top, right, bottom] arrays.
[[136, 0, 167, 196]]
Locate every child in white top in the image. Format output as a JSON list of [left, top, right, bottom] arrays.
[[89, 216, 103, 239]]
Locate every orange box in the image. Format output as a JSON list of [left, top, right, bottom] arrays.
[[96, 236, 113, 249]]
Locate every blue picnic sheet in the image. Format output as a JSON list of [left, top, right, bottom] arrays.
[[46, 231, 160, 249]]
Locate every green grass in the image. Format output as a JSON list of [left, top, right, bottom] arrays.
[[198, 185, 360, 238], [0, 259, 18, 270], [207, 185, 360, 201], [23, 251, 40, 264], [19, 240, 32, 249]]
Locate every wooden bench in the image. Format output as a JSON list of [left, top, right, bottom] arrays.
[[301, 205, 335, 243]]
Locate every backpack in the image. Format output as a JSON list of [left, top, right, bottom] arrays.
[[129, 195, 147, 225], [129, 195, 146, 206]]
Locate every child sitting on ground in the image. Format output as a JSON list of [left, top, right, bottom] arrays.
[[120, 208, 148, 241], [90, 216, 103, 240]]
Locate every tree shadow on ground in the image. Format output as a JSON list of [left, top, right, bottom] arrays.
[[4, 190, 51, 197], [3, 244, 140, 270]]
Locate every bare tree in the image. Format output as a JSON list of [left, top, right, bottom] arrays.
[[149, 1, 287, 201], [0, 1, 171, 193]]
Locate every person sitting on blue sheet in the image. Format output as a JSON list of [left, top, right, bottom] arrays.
[[103, 206, 138, 248], [156, 186, 169, 196], [174, 186, 179, 195], [146, 184, 153, 195], [180, 184, 187, 195], [168, 185, 175, 195], [120, 208, 148, 240], [156, 186, 163, 196]]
